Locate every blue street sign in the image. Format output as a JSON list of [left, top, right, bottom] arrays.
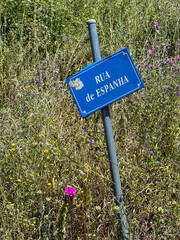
[[66, 47, 144, 118]]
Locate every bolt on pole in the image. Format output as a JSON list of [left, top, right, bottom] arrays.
[[87, 19, 129, 240]]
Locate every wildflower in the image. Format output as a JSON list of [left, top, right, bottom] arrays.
[[149, 64, 154, 68], [17, 179, 21, 183], [155, 25, 160, 29], [48, 183, 51, 186], [9, 148, 15, 152], [145, 42, 148, 46], [12, 143, 17, 147], [148, 49, 152, 55], [65, 186, 76, 199], [44, 149, 49, 153]]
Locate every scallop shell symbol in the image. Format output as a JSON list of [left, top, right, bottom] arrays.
[[69, 78, 84, 90]]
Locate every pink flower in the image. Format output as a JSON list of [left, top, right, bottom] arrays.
[[65, 187, 76, 199], [149, 64, 154, 68], [148, 49, 152, 55]]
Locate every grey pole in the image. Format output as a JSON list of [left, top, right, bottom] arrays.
[[87, 19, 129, 240]]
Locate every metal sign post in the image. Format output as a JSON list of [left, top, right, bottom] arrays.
[[87, 19, 129, 239]]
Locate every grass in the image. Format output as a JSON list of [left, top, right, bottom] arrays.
[[0, 0, 179, 239]]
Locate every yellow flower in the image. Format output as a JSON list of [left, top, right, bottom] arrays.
[[44, 149, 49, 153], [17, 179, 21, 183], [48, 183, 51, 186], [9, 148, 15, 152], [19, 139, 23, 141], [34, 142, 38, 146], [12, 143, 17, 147], [47, 156, 50, 159]]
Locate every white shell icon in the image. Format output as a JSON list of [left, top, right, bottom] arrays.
[[69, 78, 84, 90]]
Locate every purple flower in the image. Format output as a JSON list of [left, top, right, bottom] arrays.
[[145, 42, 148, 46], [138, 11, 141, 14], [148, 49, 152, 55], [65, 187, 76, 199], [149, 64, 154, 68], [155, 25, 160, 29]]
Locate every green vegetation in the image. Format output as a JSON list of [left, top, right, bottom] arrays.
[[0, 0, 179, 239]]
